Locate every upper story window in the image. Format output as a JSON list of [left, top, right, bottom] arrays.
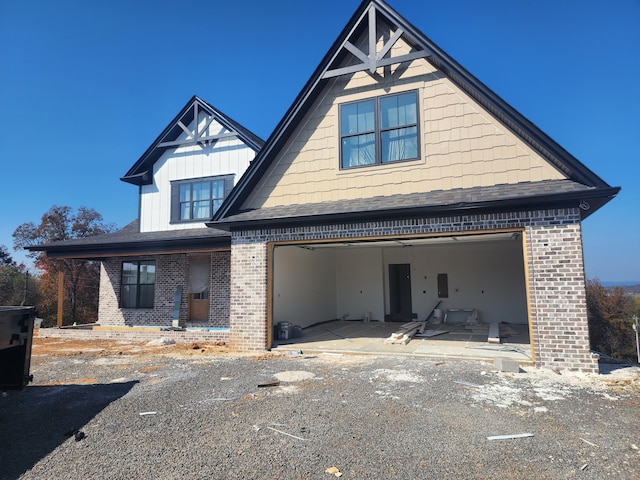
[[171, 174, 234, 223], [340, 90, 419, 169], [121, 260, 155, 309]]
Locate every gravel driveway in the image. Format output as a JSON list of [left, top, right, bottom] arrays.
[[1, 340, 639, 479]]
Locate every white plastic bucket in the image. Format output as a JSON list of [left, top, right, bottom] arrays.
[[433, 309, 443, 323]]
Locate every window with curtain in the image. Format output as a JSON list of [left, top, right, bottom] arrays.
[[171, 174, 234, 224], [340, 91, 419, 169], [121, 260, 155, 308]]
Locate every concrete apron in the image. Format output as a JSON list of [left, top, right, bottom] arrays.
[[272, 320, 532, 365]]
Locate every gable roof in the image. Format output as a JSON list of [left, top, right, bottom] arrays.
[[121, 96, 265, 186], [212, 0, 618, 225]]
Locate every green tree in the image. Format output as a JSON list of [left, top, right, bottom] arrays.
[[0, 245, 15, 266], [0, 245, 40, 307], [13, 206, 115, 326], [586, 279, 636, 362]]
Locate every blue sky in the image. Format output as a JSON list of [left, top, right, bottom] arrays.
[[1, 0, 638, 282]]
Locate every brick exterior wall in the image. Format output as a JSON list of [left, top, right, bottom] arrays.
[[229, 208, 598, 372], [98, 251, 231, 329], [229, 241, 269, 351], [35, 328, 229, 344]]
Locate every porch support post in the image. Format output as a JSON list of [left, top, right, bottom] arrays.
[[57, 270, 64, 327]]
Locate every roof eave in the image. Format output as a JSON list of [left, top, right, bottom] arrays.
[[25, 235, 231, 259], [211, 186, 620, 232]]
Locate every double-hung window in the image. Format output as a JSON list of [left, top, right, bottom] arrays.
[[121, 260, 155, 308], [171, 174, 234, 223], [340, 90, 419, 169]]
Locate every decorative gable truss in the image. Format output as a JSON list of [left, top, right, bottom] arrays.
[[157, 101, 240, 149], [323, 3, 430, 79], [121, 96, 264, 187]]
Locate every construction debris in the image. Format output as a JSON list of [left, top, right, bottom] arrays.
[[257, 381, 280, 388], [64, 428, 86, 442], [580, 437, 599, 447], [325, 466, 343, 477], [487, 322, 500, 344], [454, 381, 482, 389], [266, 426, 306, 441], [384, 321, 424, 344], [487, 433, 534, 441], [414, 329, 449, 338], [494, 357, 520, 373]]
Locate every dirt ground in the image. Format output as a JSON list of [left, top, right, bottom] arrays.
[[31, 336, 232, 358], [2, 336, 639, 479]]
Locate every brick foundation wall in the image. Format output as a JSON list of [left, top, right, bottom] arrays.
[[98, 251, 231, 329], [229, 208, 598, 372], [35, 328, 229, 344]]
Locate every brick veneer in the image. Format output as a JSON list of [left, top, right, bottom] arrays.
[[35, 328, 229, 344], [229, 208, 598, 372], [98, 251, 231, 328]]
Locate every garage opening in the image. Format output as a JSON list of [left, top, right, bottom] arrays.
[[271, 231, 532, 362]]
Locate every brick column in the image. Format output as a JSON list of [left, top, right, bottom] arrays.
[[229, 237, 269, 351], [526, 221, 599, 373]]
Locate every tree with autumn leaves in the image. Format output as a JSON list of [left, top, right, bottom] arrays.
[[12, 206, 115, 327], [586, 279, 639, 363]]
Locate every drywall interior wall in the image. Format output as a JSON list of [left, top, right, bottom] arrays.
[[272, 246, 337, 328], [335, 247, 385, 321], [382, 240, 527, 324], [272, 237, 527, 329]]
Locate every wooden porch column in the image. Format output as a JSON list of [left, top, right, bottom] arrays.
[[57, 270, 64, 327]]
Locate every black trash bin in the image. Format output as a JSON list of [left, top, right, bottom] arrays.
[[0, 306, 36, 390]]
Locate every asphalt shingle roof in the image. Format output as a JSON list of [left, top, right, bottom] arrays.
[[27, 219, 231, 257], [212, 179, 599, 229]]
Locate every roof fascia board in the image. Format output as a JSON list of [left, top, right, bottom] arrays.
[[26, 236, 231, 258], [213, 186, 620, 231]]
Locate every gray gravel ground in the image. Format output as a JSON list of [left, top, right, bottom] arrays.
[[1, 345, 639, 479]]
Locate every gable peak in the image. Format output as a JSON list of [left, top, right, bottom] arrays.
[[322, 0, 431, 80]]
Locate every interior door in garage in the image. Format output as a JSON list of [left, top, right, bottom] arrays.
[[389, 263, 412, 319]]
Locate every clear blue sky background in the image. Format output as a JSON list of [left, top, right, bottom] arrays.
[[1, 0, 638, 282]]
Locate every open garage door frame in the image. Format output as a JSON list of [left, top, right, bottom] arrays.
[[267, 228, 535, 360]]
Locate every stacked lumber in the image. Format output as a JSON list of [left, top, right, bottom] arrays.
[[384, 321, 424, 344]]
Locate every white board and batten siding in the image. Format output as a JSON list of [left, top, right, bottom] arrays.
[[139, 137, 256, 233]]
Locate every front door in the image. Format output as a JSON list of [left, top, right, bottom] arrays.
[[188, 257, 210, 321], [389, 263, 412, 317]]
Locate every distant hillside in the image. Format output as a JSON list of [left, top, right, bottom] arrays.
[[599, 281, 640, 289], [600, 283, 640, 295]]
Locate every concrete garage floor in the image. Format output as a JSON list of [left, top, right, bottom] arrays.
[[273, 320, 532, 363]]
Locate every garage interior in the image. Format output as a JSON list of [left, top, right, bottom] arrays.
[[271, 231, 533, 362]]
